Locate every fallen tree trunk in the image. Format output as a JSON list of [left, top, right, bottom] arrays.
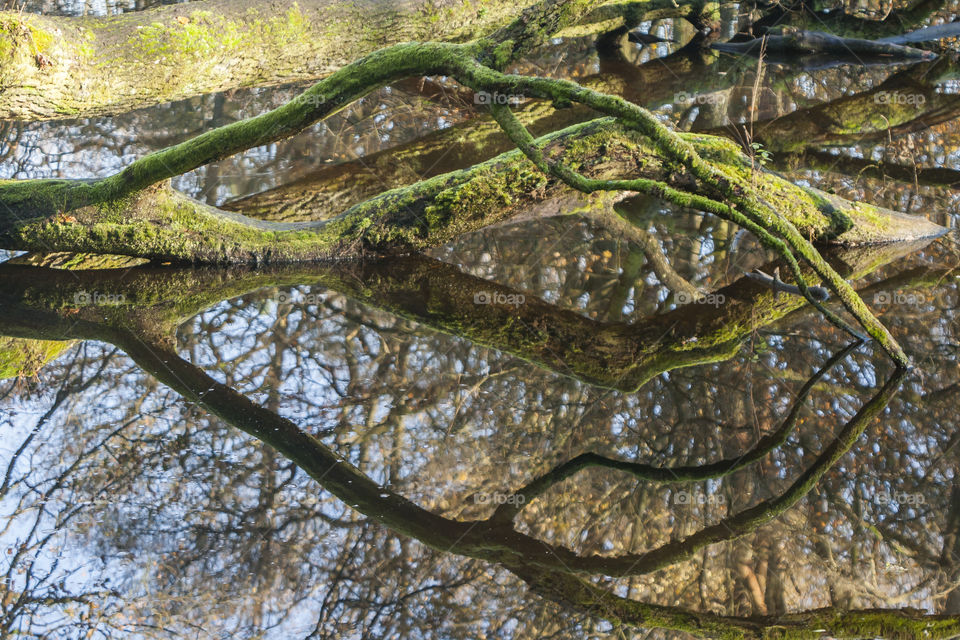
[[218, 58, 742, 222], [710, 27, 936, 61], [782, 0, 946, 41], [0, 0, 534, 120], [221, 95, 595, 222], [0, 0, 694, 121], [700, 57, 960, 153], [0, 120, 943, 264]]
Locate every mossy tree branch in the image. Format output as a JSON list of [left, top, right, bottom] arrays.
[[488, 101, 869, 341], [0, 5, 942, 364], [475, 74, 903, 360]]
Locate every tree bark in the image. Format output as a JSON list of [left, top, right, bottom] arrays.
[[0, 120, 944, 266], [0, 0, 530, 120], [0, 0, 690, 121]]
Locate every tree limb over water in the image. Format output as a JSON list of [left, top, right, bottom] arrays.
[[0, 60, 943, 364], [1, 0, 956, 633], [0, 0, 945, 361]]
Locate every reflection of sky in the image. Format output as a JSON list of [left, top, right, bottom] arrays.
[[20, 0, 190, 17], [0, 346, 155, 633]]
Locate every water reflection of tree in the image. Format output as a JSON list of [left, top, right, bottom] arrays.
[[0, 229, 958, 636]]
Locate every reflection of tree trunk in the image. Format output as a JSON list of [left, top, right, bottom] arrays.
[[580, 204, 699, 299], [811, 492, 859, 609], [249, 312, 288, 629], [201, 93, 228, 206], [763, 534, 787, 618], [939, 485, 960, 613], [733, 540, 767, 615], [728, 393, 766, 617], [604, 246, 645, 321], [688, 89, 729, 131]]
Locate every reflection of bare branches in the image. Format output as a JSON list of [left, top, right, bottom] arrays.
[[1, 240, 959, 634], [580, 206, 700, 297], [0, 251, 937, 634], [114, 327, 927, 637], [0, 347, 135, 638], [491, 340, 859, 524]]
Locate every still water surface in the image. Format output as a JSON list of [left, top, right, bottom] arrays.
[[1, 1, 959, 637]]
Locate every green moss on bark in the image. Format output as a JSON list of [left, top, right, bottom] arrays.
[[0, 336, 72, 380]]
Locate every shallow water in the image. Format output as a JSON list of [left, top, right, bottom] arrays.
[[1, 2, 960, 638]]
